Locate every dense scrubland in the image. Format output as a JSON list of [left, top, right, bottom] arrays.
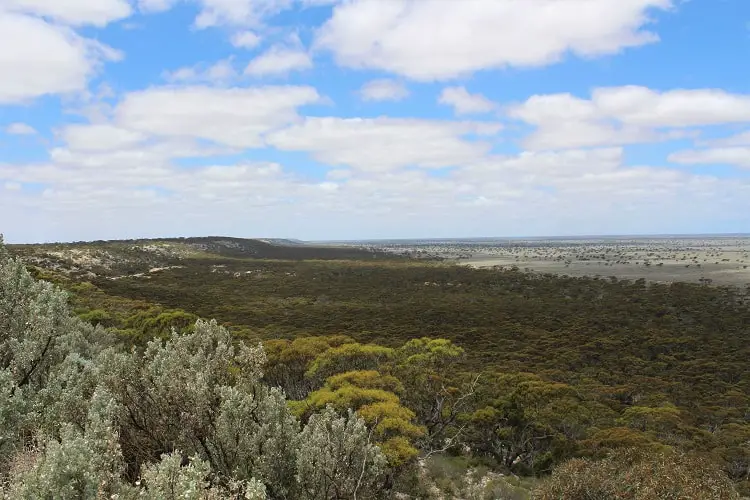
[[2, 236, 749, 498]]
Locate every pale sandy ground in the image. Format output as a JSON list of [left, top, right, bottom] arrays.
[[460, 243, 750, 287]]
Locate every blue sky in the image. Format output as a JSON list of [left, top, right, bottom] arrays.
[[1, 0, 749, 243]]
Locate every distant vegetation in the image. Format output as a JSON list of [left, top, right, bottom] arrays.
[[2, 236, 748, 498]]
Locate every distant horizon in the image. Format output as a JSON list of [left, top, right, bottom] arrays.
[[314, 232, 750, 243], [5, 232, 750, 246]]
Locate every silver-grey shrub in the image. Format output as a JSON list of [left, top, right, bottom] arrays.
[[0, 236, 389, 499]]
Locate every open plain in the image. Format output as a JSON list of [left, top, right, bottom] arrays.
[[352, 235, 750, 288]]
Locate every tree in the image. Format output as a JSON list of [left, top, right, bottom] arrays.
[[263, 336, 354, 400], [467, 372, 594, 474], [305, 343, 395, 386], [391, 338, 476, 450], [295, 370, 424, 467]]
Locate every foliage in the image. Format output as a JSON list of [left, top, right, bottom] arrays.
[[296, 406, 387, 499], [295, 370, 424, 467], [139, 453, 268, 500], [0, 238, 391, 498], [412, 455, 533, 500], [467, 372, 600, 474], [4, 388, 128, 499], [533, 447, 741, 500], [392, 338, 474, 450], [3, 236, 748, 496], [263, 335, 354, 400]]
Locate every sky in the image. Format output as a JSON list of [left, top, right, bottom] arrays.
[[1, 0, 750, 243]]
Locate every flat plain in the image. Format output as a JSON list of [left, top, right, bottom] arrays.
[[352, 236, 750, 287]]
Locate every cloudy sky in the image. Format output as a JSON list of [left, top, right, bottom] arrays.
[[1, 0, 749, 243]]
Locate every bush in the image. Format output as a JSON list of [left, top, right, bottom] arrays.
[[534, 447, 740, 500]]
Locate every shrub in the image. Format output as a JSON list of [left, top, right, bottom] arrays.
[[534, 447, 740, 500]]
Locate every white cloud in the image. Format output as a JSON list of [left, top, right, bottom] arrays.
[[138, 0, 334, 28], [702, 130, 750, 147], [509, 86, 750, 150], [49, 140, 233, 171], [164, 59, 238, 83], [315, 0, 672, 80], [0, 11, 122, 104], [58, 124, 148, 152], [194, 0, 294, 28], [266, 117, 499, 171], [326, 169, 351, 180], [2, 0, 132, 26], [114, 85, 321, 148], [231, 30, 262, 49], [244, 46, 313, 76], [439, 86, 495, 115], [5, 123, 37, 135], [668, 147, 750, 169], [2, 135, 750, 242], [358, 79, 409, 102], [591, 86, 750, 127], [463, 148, 624, 180], [138, 0, 180, 14]]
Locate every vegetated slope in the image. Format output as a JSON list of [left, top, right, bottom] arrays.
[[11, 245, 750, 494], [6, 239, 741, 499], [9, 236, 393, 279], [80, 258, 748, 421]]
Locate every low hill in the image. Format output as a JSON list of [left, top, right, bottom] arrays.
[[8, 236, 391, 279]]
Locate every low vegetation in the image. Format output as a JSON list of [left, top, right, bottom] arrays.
[[2, 236, 748, 498]]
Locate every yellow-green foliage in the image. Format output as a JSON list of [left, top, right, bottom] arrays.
[[305, 343, 395, 381], [378, 436, 420, 467], [263, 335, 356, 399], [326, 370, 404, 393], [303, 385, 400, 415], [397, 337, 465, 366], [300, 370, 425, 467]]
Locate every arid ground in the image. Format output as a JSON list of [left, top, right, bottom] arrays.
[[355, 236, 750, 287]]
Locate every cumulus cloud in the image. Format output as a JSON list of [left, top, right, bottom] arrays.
[[164, 59, 238, 83], [5, 123, 37, 135], [194, 0, 295, 28], [702, 130, 750, 147], [3, 0, 132, 26], [244, 46, 313, 76], [0, 11, 122, 104], [668, 147, 750, 169], [138, 0, 181, 14], [315, 0, 672, 80], [2, 0, 749, 244], [439, 87, 495, 115], [508, 86, 750, 150], [113, 85, 321, 148], [4, 142, 748, 242], [58, 124, 149, 152], [137, 0, 337, 28], [231, 30, 262, 49], [358, 79, 409, 102], [265, 117, 500, 171], [591, 86, 750, 127]]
